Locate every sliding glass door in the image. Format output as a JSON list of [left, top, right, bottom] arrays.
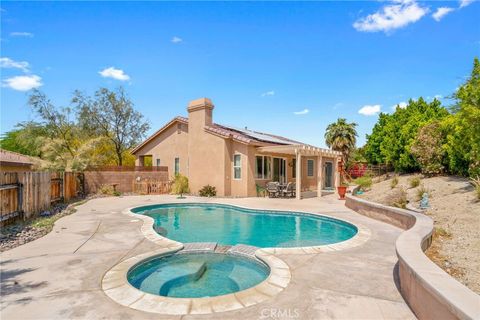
[[272, 158, 287, 183]]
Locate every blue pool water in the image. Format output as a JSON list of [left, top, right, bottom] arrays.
[[132, 203, 357, 247], [127, 252, 269, 298]]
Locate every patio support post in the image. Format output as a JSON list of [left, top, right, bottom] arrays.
[[317, 155, 323, 197], [334, 156, 341, 194], [295, 151, 301, 200]]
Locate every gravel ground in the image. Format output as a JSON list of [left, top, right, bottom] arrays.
[[358, 174, 480, 294], [0, 203, 71, 252]]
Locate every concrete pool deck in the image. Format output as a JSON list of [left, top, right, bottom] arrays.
[[0, 195, 415, 319]]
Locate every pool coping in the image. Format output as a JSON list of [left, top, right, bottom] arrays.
[[102, 201, 371, 315], [102, 246, 291, 315], [122, 202, 371, 255]]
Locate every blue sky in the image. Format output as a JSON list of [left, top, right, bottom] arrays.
[[1, 1, 479, 148]]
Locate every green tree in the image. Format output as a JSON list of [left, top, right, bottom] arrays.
[[364, 113, 389, 165], [410, 121, 447, 174], [73, 87, 150, 166], [324, 118, 358, 163], [445, 57, 480, 176], [364, 98, 448, 172], [21, 89, 143, 170], [28, 90, 84, 158], [0, 122, 46, 157]]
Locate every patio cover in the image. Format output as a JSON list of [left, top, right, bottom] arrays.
[[256, 144, 342, 199], [257, 144, 342, 157]]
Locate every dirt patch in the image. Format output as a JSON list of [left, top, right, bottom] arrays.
[[358, 174, 480, 294]]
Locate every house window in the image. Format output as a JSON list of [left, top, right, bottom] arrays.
[[255, 156, 271, 179], [174, 157, 180, 175], [292, 159, 296, 178], [156, 159, 161, 167], [307, 159, 314, 177], [233, 154, 241, 179]]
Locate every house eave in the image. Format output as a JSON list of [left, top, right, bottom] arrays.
[[131, 117, 188, 155]]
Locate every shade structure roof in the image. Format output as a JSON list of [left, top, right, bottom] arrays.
[[256, 144, 342, 158]]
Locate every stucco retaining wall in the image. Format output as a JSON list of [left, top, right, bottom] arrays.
[[345, 191, 480, 320]]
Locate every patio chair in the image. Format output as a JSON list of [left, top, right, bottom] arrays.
[[266, 182, 280, 198], [282, 182, 296, 198]]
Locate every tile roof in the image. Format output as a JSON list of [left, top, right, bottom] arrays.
[[132, 115, 305, 154], [0, 149, 34, 166], [205, 124, 302, 145]]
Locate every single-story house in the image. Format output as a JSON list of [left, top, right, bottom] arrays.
[[0, 149, 35, 172], [132, 98, 342, 199]]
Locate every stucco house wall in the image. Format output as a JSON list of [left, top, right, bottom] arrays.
[[187, 101, 229, 196], [132, 98, 342, 198], [134, 122, 189, 179]]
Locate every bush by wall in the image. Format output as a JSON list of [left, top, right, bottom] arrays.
[[199, 185, 216, 197]]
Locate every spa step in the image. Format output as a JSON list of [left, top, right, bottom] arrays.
[[139, 261, 206, 295], [228, 244, 259, 257], [182, 242, 217, 252], [215, 245, 232, 253]]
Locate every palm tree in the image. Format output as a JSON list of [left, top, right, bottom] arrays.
[[325, 118, 358, 163]]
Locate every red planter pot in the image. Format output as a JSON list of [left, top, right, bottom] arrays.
[[337, 186, 347, 200]]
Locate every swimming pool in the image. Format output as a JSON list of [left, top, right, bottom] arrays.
[[127, 252, 269, 298], [131, 203, 357, 248]]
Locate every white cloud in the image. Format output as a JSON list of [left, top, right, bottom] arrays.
[[261, 90, 275, 97], [333, 102, 344, 110], [459, 0, 474, 8], [359, 104, 381, 116], [434, 94, 443, 99], [432, 7, 455, 21], [392, 101, 407, 110], [353, 0, 429, 33], [99, 67, 130, 81], [171, 36, 183, 43], [2, 75, 42, 91], [293, 109, 310, 115], [10, 32, 34, 37], [0, 57, 30, 72]]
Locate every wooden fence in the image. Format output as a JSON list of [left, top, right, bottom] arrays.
[[0, 171, 84, 224], [348, 163, 393, 178], [0, 172, 22, 222], [132, 179, 172, 195]]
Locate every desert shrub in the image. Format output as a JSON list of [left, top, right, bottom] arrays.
[[353, 175, 372, 191], [470, 176, 480, 200], [388, 187, 407, 209], [415, 184, 430, 201], [434, 227, 452, 238], [98, 184, 114, 195], [172, 174, 189, 198], [408, 176, 421, 188], [113, 190, 122, 197], [390, 175, 399, 189], [199, 185, 216, 197]]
